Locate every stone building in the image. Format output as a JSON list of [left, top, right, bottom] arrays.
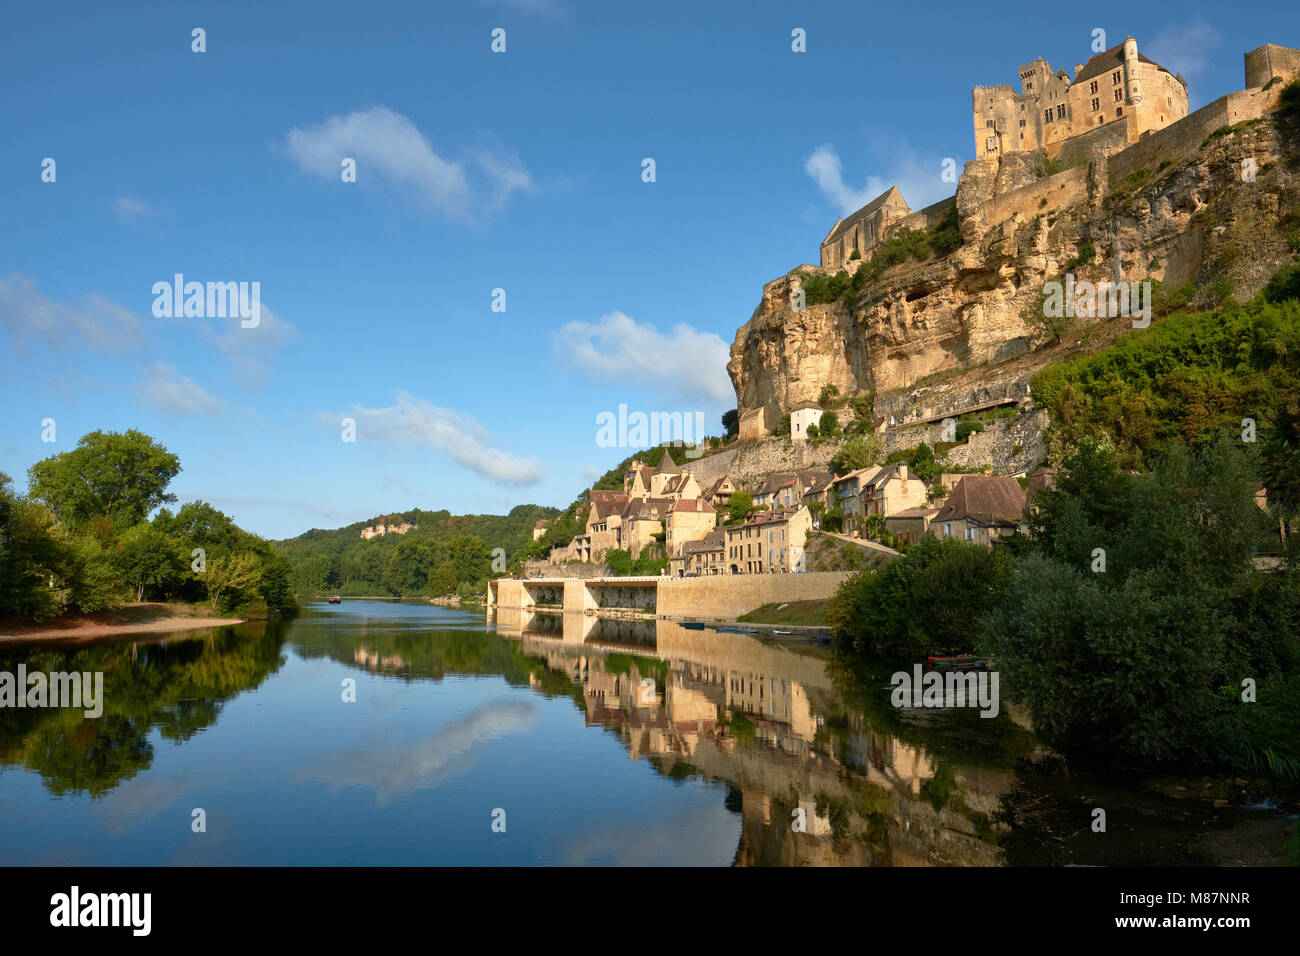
[[819, 186, 912, 269], [724, 506, 812, 575], [670, 528, 726, 577], [934, 476, 1027, 546], [664, 498, 717, 560], [972, 36, 1188, 160], [789, 401, 822, 441]]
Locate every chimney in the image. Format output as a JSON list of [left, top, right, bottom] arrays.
[[1074, 63, 1084, 79], [899, 464, 909, 482]]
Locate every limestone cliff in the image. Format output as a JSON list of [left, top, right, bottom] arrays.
[[729, 82, 1300, 430]]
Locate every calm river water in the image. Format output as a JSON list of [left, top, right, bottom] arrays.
[[0, 600, 1288, 865]]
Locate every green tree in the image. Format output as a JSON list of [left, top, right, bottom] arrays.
[[827, 535, 1013, 657], [203, 552, 261, 611], [819, 410, 840, 436], [114, 525, 188, 601], [28, 430, 181, 531], [727, 490, 753, 523], [722, 409, 739, 438], [831, 435, 883, 474], [0, 473, 66, 620]]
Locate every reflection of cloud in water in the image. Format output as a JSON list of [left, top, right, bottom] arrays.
[[300, 698, 539, 806], [561, 800, 739, 866]]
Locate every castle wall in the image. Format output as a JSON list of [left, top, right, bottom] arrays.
[[1245, 44, 1300, 88], [978, 164, 1090, 228], [1105, 85, 1281, 188], [1050, 114, 1131, 167], [891, 196, 957, 235]]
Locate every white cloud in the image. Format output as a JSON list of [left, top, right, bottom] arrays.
[[1146, 22, 1220, 85], [113, 196, 154, 221], [281, 106, 534, 220], [324, 390, 544, 486], [199, 303, 296, 386], [0, 273, 143, 352], [134, 363, 224, 417], [805, 141, 951, 217], [555, 311, 733, 405]]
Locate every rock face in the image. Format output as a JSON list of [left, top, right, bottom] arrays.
[[729, 84, 1300, 431]]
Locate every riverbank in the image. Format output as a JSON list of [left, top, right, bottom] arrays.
[[0, 602, 244, 643]]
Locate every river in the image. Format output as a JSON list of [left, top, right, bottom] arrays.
[[0, 600, 1289, 865]]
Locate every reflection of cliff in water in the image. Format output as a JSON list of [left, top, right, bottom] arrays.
[[0, 622, 286, 798], [498, 612, 1015, 866]]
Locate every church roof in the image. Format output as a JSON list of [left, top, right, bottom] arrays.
[[822, 186, 910, 248], [653, 450, 678, 475]]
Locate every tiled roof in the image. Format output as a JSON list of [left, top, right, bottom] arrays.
[[682, 529, 725, 554], [1074, 42, 1168, 84], [935, 476, 1027, 523], [668, 498, 715, 514]]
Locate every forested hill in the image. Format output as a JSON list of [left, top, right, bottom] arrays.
[[272, 504, 560, 597]]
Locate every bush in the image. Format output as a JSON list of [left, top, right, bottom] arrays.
[[828, 535, 1014, 658], [1262, 260, 1300, 304]]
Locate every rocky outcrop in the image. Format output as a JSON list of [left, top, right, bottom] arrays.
[[729, 87, 1300, 432]]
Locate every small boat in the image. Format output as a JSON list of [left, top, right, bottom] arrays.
[[328, 595, 342, 605], [927, 654, 995, 670], [772, 629, 793, 635], [814, 633, 832, 646], [716, 625, 758, 634], [680, 622, 707, 630]]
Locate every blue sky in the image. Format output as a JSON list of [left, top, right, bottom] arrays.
[[1, 0, 1289, 539]]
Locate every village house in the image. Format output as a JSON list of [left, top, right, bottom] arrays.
[[859, 463, 928, 518], [670, 528, 726, 578], [703, 475, 737, 510], [934, 475, 1028, 546], [531, 519, 551, 541], [724, 506, 812, 575], [884, 506, 942, 546], [664, 497, 717, 560], [789, 401, 822, 441], [832, 463, 927, 533]]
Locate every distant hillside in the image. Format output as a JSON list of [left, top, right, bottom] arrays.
[[274, 504, 560, 597]]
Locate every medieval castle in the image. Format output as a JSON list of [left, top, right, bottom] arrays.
[[737, 37, 1300, 440], [816, 38, 1296, 271]]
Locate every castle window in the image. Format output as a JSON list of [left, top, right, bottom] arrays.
[[1091, 97, 1099, 112], [986, 119, 993, 128], [1019, 118, 1026, 128], [1044, 108, 1053, 123], [1112, 70, 1121, 85], [1114, 88, 1123, 103], [1090, 80, 1098, 94], [1116, 107, 1123, 117], [1057, 104, 1066, 119]]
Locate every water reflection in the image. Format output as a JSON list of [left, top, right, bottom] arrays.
[[0, 602, 1281, 865]]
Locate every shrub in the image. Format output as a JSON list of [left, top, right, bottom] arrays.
[[1262, 260, 1300, 304]]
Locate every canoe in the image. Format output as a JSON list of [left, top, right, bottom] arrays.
[[927, 654, 996, 670], [716, 625, 758, 634]]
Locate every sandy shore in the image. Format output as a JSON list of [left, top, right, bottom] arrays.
[[0, 603, 244, 644]]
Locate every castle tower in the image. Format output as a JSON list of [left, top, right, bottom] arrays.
[[1124, 37, 1143, 105]]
